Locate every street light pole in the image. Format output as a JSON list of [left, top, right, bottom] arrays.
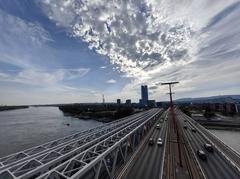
[[162, 82, 178, 112], [161, 81, 183, 167]]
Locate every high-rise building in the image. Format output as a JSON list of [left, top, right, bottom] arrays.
[[117, 99, 121, 105], [141, 85, 148, 106], [126, 99, 131, 106], [148, 100, 156, 108]]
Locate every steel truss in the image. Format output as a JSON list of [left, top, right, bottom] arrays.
[[39, 109, 162, 179], [0, 112, 145, 169], [0, 109, 161, 179]]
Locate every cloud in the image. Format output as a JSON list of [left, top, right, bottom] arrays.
[[38, 0, 235, 78], [0, 9, 52, 48], [0, 6, 99, 105], [0, 68, 90, 86], [38, 0, 197, 79], [106, 79, 116, 84], [38, 0, 240, 101], [0, 8, 89, 87]]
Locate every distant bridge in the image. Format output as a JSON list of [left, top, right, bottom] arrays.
[[0, 108, 240, 179]]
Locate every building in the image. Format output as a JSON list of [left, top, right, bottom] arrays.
[[141, 85, 149, 106], [117, 99, 121, 105], [226, 103, 237, 114], [148, 100, 156, 108], [236, 104, 240, 113], [126, 99, 131, 106]]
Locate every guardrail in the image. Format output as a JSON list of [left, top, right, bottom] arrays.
[[178, 109, 240, 173]]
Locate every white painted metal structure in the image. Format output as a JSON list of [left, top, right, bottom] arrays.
[[0, 109, 162, 179], [0, 111, 148, 169]]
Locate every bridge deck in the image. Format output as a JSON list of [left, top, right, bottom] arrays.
[[1, 108, 240, 179]]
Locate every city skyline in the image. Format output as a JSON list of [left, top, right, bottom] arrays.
[[0, 1, 240, 105]]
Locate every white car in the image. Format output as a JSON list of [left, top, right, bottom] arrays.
[[157, 138, 163, 146]]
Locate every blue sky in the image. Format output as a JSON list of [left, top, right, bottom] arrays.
[[0, 0, 240, 105]]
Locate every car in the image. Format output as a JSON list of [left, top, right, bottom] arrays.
[[165, 117, 168, 121], [149, 138, 154, 145], [157, 138, 163, 146], [183, 125, 188, 129], [191, 128, 197, 132], [197, 150, 207, 160], [204, 143, 214, 152], [156, 124, 160, 129], [184, 120, 187, 122]]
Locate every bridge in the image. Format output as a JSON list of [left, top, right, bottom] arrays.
[[0, 108, 240, 179]]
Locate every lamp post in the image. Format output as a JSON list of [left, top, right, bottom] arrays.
[[161, 81, 183, 167]]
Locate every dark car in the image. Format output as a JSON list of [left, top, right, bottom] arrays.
[[184, 120, 187, 122], [191, 128, 197, 132], [204, 143, 214, 152], [149, 138, 154, 145], [197, 150, 207, 160], [183, 125, 188, 129]]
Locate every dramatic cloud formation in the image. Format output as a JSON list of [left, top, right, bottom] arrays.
[[37, 0, 240, 101], [38, 0, 197, 78], [1, 0, 240, 104]]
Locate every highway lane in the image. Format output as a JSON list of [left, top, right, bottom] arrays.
[[177, 110, 240, 179], [123, 114, 168, 179], [189, 115, 240, 168]]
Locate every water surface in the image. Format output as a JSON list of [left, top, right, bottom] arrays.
[[0, 107, 102, 157], [209, 129, 240, 154]]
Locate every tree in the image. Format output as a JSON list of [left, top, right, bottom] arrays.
[[204, 108, 215, 119]]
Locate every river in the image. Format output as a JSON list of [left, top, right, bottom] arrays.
[[0, 107, 102, 157], [208, 129, 240, 154]]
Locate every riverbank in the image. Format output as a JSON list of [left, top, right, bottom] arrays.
[[195, 120, 240, 130], [205, 126, 240, 131], [0, 105, 29, 111], [190, 113, 240, 130], [59, 104, 135, 123]]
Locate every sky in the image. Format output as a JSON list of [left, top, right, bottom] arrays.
[[0, 0, 240, 105]]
